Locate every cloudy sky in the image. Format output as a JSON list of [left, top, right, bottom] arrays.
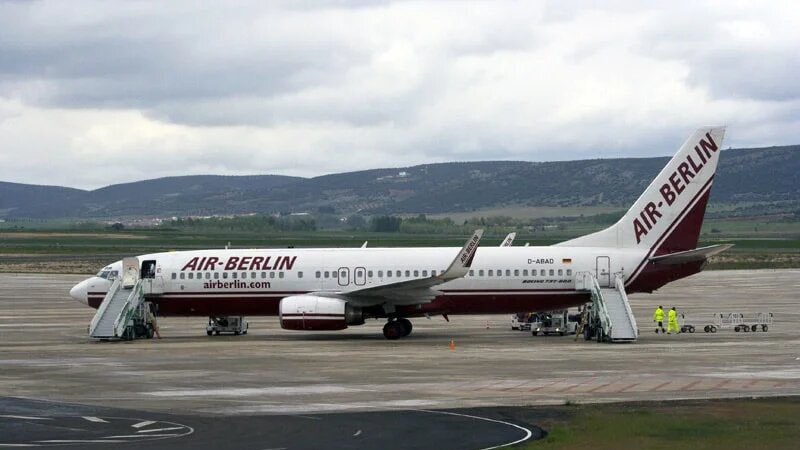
[[1, 0, 798, 189]]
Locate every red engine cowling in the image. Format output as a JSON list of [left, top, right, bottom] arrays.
[[279, 295, 364, 331]]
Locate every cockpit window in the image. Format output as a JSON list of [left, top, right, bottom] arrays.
[[96, 269, 119, 280]]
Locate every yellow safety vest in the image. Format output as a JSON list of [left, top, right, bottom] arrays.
[[668, 310, 677, 322], [653, 308, 664, 321]]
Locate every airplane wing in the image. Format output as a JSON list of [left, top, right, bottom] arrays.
[[648, 244, 733, 265], [329, 229, 483, 304], [500, 232, 516, 247]]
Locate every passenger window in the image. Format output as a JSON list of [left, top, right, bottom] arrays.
[[549, 269, 554, 276], [180, 273, 185, 280], [332, 271, 338, 279], [378, 270, 383, 277], [232, 273, 237, 279], [396, 270, 401, 277], [279, 272, 284, 279], [514, 269, 519, 276], [188, 273, 194, 279], [497, 269, 502, 276], [261, 272, 266, 279], [566, 269, 572, 276], [368, 270, 373, 277], [171, 273, 176, 280], [506, 269, 511, 276], [468, 270, 474, 277], [241, 272, 247, 279], [316, 271, 321, 278], [324, 271, 329, 278], [386, 271, 392, 278], [523, 269, 528, 276], [214, 272, 219, 279], [540, 269, 546, 276], [405, 270, 410, 277], [206, 273, 211, 279], [251, 272, 256, 279], [223, 272, 228, 279], [431, 269, 436, 276], [479, 269, 484, 276], [270, 272, 276, 279], [558, 269, 563, 276], [422, 270, 428, 277], [413, 270, 419, 277], [488, 270, 493, 276], [298, 271, 304, 278]]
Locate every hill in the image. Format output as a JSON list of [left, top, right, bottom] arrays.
[[1, 145, 798, 220]]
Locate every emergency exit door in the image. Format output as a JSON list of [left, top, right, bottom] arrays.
[[596, 256, 611, 287], [338, 267, 350, 286], [354, 267, 366, 286]]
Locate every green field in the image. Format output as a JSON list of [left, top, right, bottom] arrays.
[[526, 397, 800, 450]]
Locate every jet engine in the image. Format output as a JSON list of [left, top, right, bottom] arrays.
[[279, 295, 364, 331]]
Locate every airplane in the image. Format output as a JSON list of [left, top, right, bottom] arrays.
[[70, 127, 730, 340]]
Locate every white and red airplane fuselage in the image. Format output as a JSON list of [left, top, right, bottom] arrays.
[[69, 127, 729, 336]]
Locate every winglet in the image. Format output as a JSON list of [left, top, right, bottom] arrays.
[[439, 229, 483, 281], [500, 232, 516, 247]]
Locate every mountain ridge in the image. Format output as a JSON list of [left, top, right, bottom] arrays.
[[1, 145, 798, 219]]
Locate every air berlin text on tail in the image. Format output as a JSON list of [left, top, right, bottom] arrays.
[[633, 132, 719, 244], [181, 255, 298, 272]]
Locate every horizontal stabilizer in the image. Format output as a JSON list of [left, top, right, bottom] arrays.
[[648, 244, 733, 265]]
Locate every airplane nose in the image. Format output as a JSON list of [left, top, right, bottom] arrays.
[[70, 279, 89, 305]]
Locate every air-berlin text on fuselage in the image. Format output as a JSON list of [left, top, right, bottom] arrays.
[[180, 255, 298, 272], [633, 132, 719, 244]]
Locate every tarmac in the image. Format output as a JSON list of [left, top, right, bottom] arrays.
[[1, 269, 798, 448]]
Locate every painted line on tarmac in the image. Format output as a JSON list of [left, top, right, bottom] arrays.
[[136, 427, 186, 433], [0, 415, 51, 421], [81, 416, 108, 423], [131, 420, 156, 428], [417, 409, 533, 450]]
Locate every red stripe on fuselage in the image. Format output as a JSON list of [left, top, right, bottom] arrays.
[[88, 291, 590, 317]]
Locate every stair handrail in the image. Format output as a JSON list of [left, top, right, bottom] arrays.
[[615, 275, 638, 339], [89, 278, 122, 336], [113, 279, 144, 338], [589, 275, 613, 339]]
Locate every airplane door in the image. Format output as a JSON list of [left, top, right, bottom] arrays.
[[141, 260, 157, 279], [596, 256, 611, 287], [354, 267, 366, 286], [338, 267, 350, 286]]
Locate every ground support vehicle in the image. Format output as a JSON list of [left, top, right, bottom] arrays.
[[207, 316, 248, 336]]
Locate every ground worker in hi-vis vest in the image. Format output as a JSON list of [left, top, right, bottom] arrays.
[[667, 307, 680, 334], [653, 305, 666, 334]]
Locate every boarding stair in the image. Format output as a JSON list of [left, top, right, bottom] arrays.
[[576, 272, 638, 343], [88, 256, 161, 340], [89, 278, 144, 339]]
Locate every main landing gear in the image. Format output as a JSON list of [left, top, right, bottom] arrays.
[[383, 318, 413, 340]]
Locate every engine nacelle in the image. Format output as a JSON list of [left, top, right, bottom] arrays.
[[279, 295, 364, 331]]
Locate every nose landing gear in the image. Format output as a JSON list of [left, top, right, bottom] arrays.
[[383, 318, 413, 340]]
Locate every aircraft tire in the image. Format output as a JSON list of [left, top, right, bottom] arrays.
[[396, 318, 413, 337], [383, 321, 403, 340]]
